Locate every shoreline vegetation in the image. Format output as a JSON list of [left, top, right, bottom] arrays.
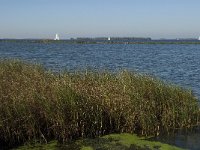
[[0, 60, 200, 149], [16, 133, 184, 150], [1, 39, 200, 45]]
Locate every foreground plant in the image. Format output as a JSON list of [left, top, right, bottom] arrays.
[[0, 60, 199, 148], [16, 133, 184, 150]]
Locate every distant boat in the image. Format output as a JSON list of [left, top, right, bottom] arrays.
[[108, 37, 111, 41], [198, 36, 200, 41], [54, 34, 60, 40]]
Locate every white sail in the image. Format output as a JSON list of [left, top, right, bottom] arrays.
[[198, 36, 200, 41], [54, 34, 60, 40]]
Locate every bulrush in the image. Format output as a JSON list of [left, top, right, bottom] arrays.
[[0, 60, 199, 147]]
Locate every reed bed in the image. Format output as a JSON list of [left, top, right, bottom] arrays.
[[0, 60, 199, 147]]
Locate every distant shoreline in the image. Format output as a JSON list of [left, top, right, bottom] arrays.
[[1, 39, 200, 44]]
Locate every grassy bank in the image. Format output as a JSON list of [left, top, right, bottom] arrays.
[[16, 133, 184, 150], [0, 60, 199, 148]]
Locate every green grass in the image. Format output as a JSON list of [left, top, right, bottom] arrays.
[[14, 141, 58, 150], [0, 60, 199, 148], [15, 133, 184, 150]]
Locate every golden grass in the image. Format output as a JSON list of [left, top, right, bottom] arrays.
[[0, 60, 199, 148]]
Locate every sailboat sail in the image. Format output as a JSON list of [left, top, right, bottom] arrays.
[[54, 34, 60, 40]]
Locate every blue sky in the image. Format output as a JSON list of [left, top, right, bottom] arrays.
[[0, 0, 200, 39]]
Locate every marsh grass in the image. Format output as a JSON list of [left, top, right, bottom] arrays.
[[0, 60, 199, 148]]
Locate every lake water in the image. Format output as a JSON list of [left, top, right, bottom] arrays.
[[1, 41, 200, 149]]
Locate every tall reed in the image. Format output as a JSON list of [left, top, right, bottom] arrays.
[[0, 60, 199, 147]]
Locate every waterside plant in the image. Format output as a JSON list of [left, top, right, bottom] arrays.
[[16, 133, 184, 150], [0, 60, 199, 148]]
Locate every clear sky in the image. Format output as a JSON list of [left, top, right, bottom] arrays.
[[0, 0, 200, 39]]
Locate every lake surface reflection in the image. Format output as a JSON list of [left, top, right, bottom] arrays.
[[150, 128, 200, 150]]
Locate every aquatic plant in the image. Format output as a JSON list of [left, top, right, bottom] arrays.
[[0, 60, 199, 148]]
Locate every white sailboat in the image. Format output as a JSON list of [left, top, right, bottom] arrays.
[[54, 34, 60, 40], [198, 36, 200, 41]]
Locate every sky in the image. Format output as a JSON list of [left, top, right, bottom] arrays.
[[0, 0, 200, 39]]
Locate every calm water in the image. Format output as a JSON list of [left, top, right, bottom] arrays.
[[1, 41, 200, 149]]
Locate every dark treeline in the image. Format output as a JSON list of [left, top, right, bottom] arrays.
[[1, 38, 200, 44]]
